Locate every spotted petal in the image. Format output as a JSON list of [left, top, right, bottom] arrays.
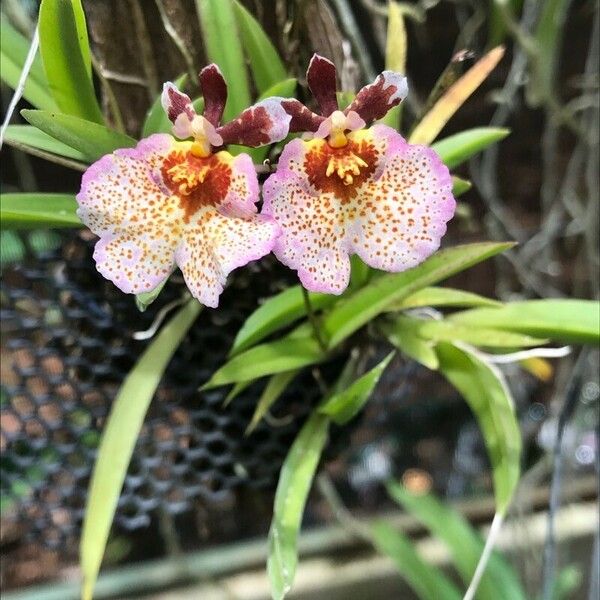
[[175, 208, 279, 308], [77, 134, 183, 294], [262, 125, 455, 294]]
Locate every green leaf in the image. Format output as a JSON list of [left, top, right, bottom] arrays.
[[232, 0, 287, 93], [230, 286, 336, 355], [267, 413, 329, 600], [450, 300, 600, 345], [386, 482, 526, 600], [38, 0, 103, 122], [323, 242, 515, 349], [384, 323, 439, 369], [196, 0, 251, 121], [80, 300, 201, 600], [390, 286, 501, 311], [21, 110, 136, 162], [4, 125, 87, 161], [223, 380, 253, 407], [388, 315, 548, 348], [135, 278, 169, 312], [204, 336, 324, 389], [246, 370, 298, 433], [452, 176, 472, 197], [436, 342, 521, 514], [319, 352, 394, 424], [0, 17, 57, 110], [1, 193, 81, 229], [370, 520, 462, 600], [432, 128, 510, 169]]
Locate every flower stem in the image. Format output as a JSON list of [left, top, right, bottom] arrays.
[[301, 287, 327, 353]]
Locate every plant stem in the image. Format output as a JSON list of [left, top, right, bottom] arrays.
[[301, 286, 327, 353]]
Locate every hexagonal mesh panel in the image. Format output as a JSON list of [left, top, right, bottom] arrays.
[[0, 231, 323, 548]]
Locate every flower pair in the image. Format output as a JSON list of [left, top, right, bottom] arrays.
[[77, 56, 455, 308]]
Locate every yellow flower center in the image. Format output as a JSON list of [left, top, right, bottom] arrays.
[[325, 152, 369, 185], [166, 161, 210, 195]]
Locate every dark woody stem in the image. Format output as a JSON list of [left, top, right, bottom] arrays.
[[301, 287, 328, 353]]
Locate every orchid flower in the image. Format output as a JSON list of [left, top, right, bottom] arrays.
[[262, 54, 456, 294], [77, 64, 291, 307]]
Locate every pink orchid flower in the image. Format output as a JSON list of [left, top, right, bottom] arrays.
[[77, 64, 290, 307], [262, 54, 456, 294]]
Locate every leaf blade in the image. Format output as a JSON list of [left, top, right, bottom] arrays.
[[1, 193, 81, 229], [205, 336, 324, 389], [21, 109, 136, 162], [38, 0, 103, 122], [323, 242, 514, 349], [450, 300, 600, 345], [432, 127, 510, 169], [371, 520, 462, 600], [232, 0, 287, 93], [80, 300, 201, 600], [436, 342, 521, 514], [319, 352, 394, 424], [231, 286, 336, 356], [4, 124, 88, 161], [267, 413, 329, 600]]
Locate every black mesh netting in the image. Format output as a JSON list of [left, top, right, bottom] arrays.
[[0, 230, 503, 554], [0, 230, 339, 548]]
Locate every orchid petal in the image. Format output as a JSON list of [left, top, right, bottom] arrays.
[[77, 134, 183, 294], [175, 208, 279, 308], [279, 98, 324, 133], [346, 71, 408, 124], [200, 63, 228, 127], [162, 82, 195, 124], [217, 98, 292, 147], [306, 53, 338, 117], [262, 127, 455, 293]]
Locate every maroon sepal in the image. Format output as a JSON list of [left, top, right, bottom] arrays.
[[163, 84, 195, 123], [306, 53, 338, 117], [345, 71, 408, 124], [200, 64, 228, 127], [217, 99, 291, 147], [279, 99, 324, 133]]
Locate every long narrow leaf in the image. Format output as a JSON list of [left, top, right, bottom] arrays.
[[371, 520, 462, 600], [267, 413, 329, 600], [4, 125, 87, 161], [204, 336, 324, 389], [246, 370, 298, 434], [386, 482, 527, 600], [1, 193, 81, 229], [232, 0, 287, 93], [21, 109, 136, 162], [432, 127, 509, 169], [38, 0, 103, 122], [0, 17, 56, 110], [196, 0, 251, 121], [323, 242, 514, 349], [436, 342, 521, 515], [388, 315, 547, 348], [450, 300, 600, 345], [80, 300, 201, 600], [409, 47, 505, 145], [390, 286, 500, 311], [319, 352, 394, 424], [230, 286, 336, 356]]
